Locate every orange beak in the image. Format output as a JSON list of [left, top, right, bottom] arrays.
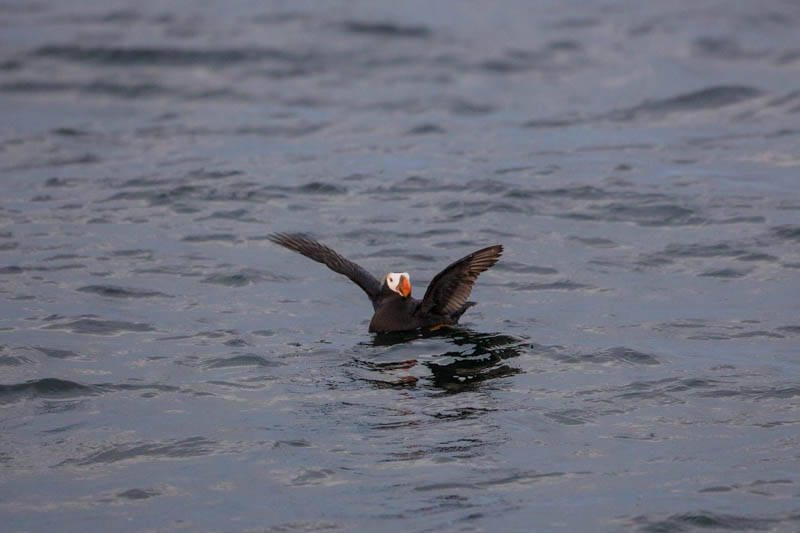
[[398, 275, 411, 297]]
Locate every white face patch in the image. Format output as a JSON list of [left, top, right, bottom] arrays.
[[386, 272, 410, 295]]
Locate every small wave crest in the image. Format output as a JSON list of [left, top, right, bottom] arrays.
[[77, 285, 170, 298], [0, 378, 99, 404]]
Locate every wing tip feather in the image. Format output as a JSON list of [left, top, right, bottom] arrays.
[[268, 232, 317, 252]]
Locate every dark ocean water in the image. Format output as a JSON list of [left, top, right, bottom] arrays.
[[1, 0, 799, 531]]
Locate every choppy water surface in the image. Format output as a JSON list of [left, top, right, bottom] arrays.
[[2, 1, 800, 530]]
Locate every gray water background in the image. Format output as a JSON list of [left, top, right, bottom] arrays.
[[1, 0, 799, 531]]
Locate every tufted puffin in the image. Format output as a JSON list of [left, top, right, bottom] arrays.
[[268, 233, 503, 333]]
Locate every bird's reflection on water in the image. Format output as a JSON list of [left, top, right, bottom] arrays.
[[351, 327, 523, 392]]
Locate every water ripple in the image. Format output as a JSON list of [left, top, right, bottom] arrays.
[[43, 317, 156, 335], [631, 511, 799, 532], [0, 378, 99, 404], [61, 436, 219, 466], [34, 45, 317, 68], [77, 285, 171, 298]]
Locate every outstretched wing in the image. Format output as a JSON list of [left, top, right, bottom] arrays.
[[268, 233, 382, 303], [416, 245, 503, 316]]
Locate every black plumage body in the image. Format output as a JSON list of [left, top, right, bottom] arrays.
[[268, 233, 502, 333]]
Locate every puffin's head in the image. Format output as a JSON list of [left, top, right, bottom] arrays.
[[384, 272, 411, 297]]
